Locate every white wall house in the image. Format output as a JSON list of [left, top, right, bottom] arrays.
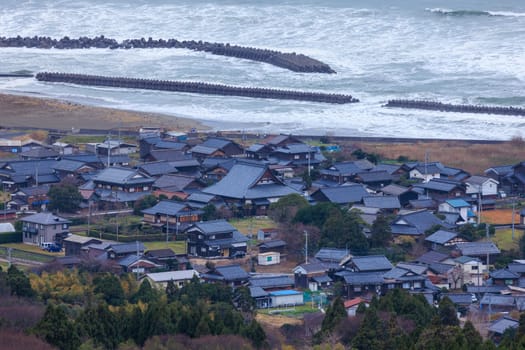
[[465, 176, 499, 198]]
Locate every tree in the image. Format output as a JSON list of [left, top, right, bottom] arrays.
[[133, 194, 158, 215], [33, 304, 81, 350], [7, 265, 34, 298], [93, 273, 125, 306], [369, 214, 392, 248], [202, 204, 219, 221], [48, 183, 83, 213], [438, 296, 459, 327], [268, 193, 309, 224]]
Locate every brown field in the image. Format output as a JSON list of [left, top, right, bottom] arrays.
[[354, 139, 525, 174], [480, 209, 520, 225]]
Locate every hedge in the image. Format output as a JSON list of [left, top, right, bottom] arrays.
[[0, 232, 22, 244]]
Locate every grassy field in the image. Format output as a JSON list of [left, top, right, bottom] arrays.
[[355, 139, 525, 174], [229, 217, 277, 236], [257, 304, 321, 318], [0, 243, 64, 257], [493, 228, 524, 251], [143, 241, 186, 254]]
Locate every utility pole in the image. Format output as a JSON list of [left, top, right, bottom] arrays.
[[304, 230, 308, 264], [166, 214, 169, 243], [512, 200, 516, 241]]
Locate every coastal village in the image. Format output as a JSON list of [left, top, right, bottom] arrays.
[[2, 125, 525, 348]]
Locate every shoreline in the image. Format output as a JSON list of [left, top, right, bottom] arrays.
[[0, 92, 210, 133]]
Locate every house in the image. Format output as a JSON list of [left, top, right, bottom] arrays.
[[86, 140, 137, 156], [353, 170, 393, 190], [250, 275, 294, 292], [19, 147, 59, 160], [92, 167, 154, 206], [258, 239, 287, 254], [256, 228, 279, 241], [484, 165, 513, 193], [137, 161, 178, 177], [141, 200, 203, 235], [246, 143, 273, 160], [203, 161, 300, 216], [344, 255, 393, 272], [269, 143, 319, 168], [201, 158, 236, 184], [465, 175, 499, 198], [490, 268, 520, 286], [145, 270, 199, 289], [335, 270, 385, 298], [426, 262, 461, 289], [310, 184, 369, 206], [62, 234, 102, 256], [106, 242, 146, 260], [362, 195, 401, 213], [412, 178, 467, 201], [118, 255, 161, 274], [425, 230, 466, 249], [413, 250, 450, 265], [488, 316, 519, 343], [454, 256, 486, 286], [314, 248, 351, 264], [455, 242, 501, 263], [13, 184, 51, 210], [52, 159, 95, 182], [269, 290, 304, 307], [379, 184, 418, 207], [293, 262, 333, 291], [345, 297, 368, 316], [319, 160, 375, 184], [152, 174, 203, 200], [438, 199, 476, 224], [52, 142, 76, 155], [390, 209, 450, 236], [480, 294, 516, 313], [21, 212, 71, 247], [201, 264, 250, 287], [408, 163, 442, 183], [185, 220, 248, 258], [190, 137, 243, 160], [144, 248, 190, 270], [0, 159, 58, 189]]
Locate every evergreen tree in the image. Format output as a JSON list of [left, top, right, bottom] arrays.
[[370, 214, 392, 248], [462, 320, 483, 350], [7, 265, 34, 298], [33, 304, 81, 350], [48, 183, 83, 213], [131, 279, 158, 304], [438, 296, 459, 327], [93, 273, 125, 306]]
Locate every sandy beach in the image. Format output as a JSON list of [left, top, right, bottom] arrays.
[[0, 93, 208, 132]]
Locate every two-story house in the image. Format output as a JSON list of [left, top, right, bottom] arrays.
[[21, 212, 70, 247], [186, 220, 248, 258], [92, 167, 155, 206]]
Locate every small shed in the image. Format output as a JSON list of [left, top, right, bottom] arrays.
[[258, 251, 280, 266], [269, 290, 304, 307]]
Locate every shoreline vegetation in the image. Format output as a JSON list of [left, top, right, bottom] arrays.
[[1, 92, 525, 174]]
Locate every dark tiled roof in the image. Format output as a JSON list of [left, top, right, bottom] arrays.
[[490, 269, 519, 280], [413, 250, 449, 265], [19, 184, 50, 196], [141, 200, 190, 215], [507, 263, 525, 274], [425, 230, 458, 245], [108, 242, 146, 254], [94, 167, 154, 185], [53, 159, 89, 172], [214, 264, 249, 281], [20, 148, 59, 158], [249, 286, 269, 298], [138, 161, 177, 176], [373, 163, 403, 175], [456, 242, 500, 256], [145, 248, 176, 259], [337, 271, 385, 285], [480, 294, 515, 307], [445, 293, 472, 305], [188, 219, 237, 236], [21, 212, 70, 225], [250, 275, 294, 289], [153, 174, 197, 191], [258, 240, 287, 249], [351, 255, 393, 272], [356, 170, 392, 183], [380, 184, 411, 196], [392, 210, 449, 235], [315, 248, 350, 262], [489, 317, 519, 335], [363, 195, 400, 209], [313, 184, 368, 204], [149, 149, 187, 162]]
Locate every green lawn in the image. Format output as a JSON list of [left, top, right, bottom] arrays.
[[258, 303, 323, 318], [1, 243, 64, 257], [493, 228, 524, 251], [144, 241, 186, 254], [229, 217, 277, 236]]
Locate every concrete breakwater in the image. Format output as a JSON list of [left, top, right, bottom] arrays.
[[385, 99, 525, 116], [35, 72, 358, 104], [0, 36, 335, 74]]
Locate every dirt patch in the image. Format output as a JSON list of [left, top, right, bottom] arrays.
[[0, 93, 207, 132], [481, 209, 520, 225]]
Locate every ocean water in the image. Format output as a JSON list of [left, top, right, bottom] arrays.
[[1, 0, 525, 140]]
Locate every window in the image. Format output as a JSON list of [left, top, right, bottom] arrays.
[[354, 286, 361, 292], [63, 224, 68, 229], [402, 282, 411, 289], [294, 155, 300, 160], [471, 265, 478, 270]]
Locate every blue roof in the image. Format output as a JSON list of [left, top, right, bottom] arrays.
[[446, 199, 470, 208], [269, 290, 302, 296], [425, 230, 458, 244]]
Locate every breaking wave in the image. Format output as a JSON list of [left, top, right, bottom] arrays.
[[426, 8, 525, 17]]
